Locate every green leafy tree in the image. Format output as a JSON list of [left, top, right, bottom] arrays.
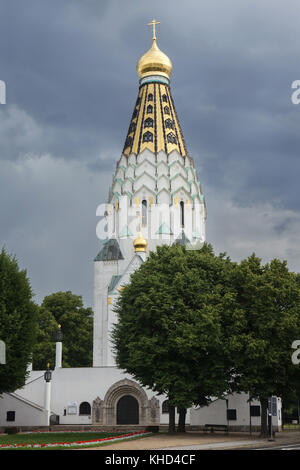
[[32, 291, 93, 369], [112, 243, 242, 432], [0, 248, 38, 394], [233, 255, 300, 436]]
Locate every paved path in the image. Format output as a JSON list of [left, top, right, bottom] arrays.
[[152, 440, 262, 450], [81, 432, 264, 450], [80, 431, 300, 451]]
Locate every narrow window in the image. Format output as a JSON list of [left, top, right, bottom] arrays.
[[142, 200, 147, 226], [113, 205, 116, 234], [147, 105, 153, 113], [250, 405, 261, 417], [7, 411, 15, 422], [180, 201, 184, 228], [162, 94, 167, 102], [125, 136, 133, 149], [148, 93, 153, 101], [164, 106, 170, 114], [227, 409, 237, 421], [162, 400, 169, 414], [129, 122, 136, 133]]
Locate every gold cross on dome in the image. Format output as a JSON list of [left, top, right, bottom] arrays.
[[147, 19, 160, 40]]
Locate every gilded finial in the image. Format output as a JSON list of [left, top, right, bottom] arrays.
[[137, 20, 172, 80], [147, 19, 160, 41], [47, 362, 50, 369], [133, 206, 147, 252], [56, 324, 63, 342]]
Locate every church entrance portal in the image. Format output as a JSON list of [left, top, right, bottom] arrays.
[[117, 395, 139, 424], [92, 378, 160, 426]]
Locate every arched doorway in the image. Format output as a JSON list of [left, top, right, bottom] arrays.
[[117, 395, 139, 424], [99, 378, 159, 426]]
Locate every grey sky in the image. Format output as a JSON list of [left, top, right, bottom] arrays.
[[1, 0, 300, 306]]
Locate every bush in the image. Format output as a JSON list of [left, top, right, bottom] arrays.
[[146, 426, 159, 433], [5, 427, 18, 434]]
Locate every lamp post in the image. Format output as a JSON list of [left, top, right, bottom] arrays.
[[44, 363, 52, 425], [268, 396, 276, 441], [55, 324, 63, 369]]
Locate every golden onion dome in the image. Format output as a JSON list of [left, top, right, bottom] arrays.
[[133, 232, 147, 252], [137, 20, 172, 80]]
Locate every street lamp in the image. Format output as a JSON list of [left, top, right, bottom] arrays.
[[44, 363, 52, 382], [43, 363, 52, 426]]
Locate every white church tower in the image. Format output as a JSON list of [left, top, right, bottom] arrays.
[[93, 20, 206, 367]]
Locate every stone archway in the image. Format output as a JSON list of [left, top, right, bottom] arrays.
[[98, 378, 159, 426]]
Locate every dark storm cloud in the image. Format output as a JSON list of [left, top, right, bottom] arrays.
[[1, 0, 300, 305]]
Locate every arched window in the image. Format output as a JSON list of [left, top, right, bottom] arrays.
[[143, 131, 153, 143], [162, 400, 169, 414], [180, 201, 184, 228], [162, 94, 167, 102], [144, 117, 153, 128], [147, 104, 153, 114], [165, 118, 174, 129], [167, 132, 177, 144], [164, 106, 170, 114], [79, 402, 91, 415], [148, 93, 153, 101], [142, 199, 147, 226]]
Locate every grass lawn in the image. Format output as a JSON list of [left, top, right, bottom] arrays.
[[283, 424, 300, 431], [0, 431, 138, 449]]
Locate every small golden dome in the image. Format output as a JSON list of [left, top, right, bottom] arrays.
[[133, 232, 147, 252], [137, 20, 172, 80]]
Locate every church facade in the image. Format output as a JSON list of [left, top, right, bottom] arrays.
[[0, 24, 282, 432]]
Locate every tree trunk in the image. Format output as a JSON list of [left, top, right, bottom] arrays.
[[177, 408, 186, 432], [260, 397, 268, 437], [168, 404, 176, 433]]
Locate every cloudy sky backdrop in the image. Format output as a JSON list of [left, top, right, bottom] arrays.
[[1, 0, 300, 306]]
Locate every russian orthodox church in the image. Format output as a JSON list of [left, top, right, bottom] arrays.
[[0, 22, 282, 432]]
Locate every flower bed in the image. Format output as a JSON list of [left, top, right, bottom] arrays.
[[0, 430, 151, 449], [29, 430, 106, 433]]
